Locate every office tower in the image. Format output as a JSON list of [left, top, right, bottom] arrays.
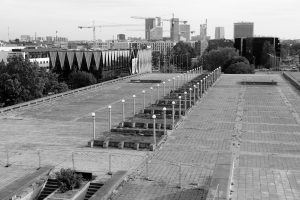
[[117, 34, 126, 41], [200, 19, 207, 41], [145, 18, 156, 41], [179, 24, 191, 42], [215, 27, 225, 39], [170, 18, 180, 42], [234, 22, 254, 38]]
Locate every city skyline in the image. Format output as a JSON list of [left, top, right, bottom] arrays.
[[1, 0, 299, 41]]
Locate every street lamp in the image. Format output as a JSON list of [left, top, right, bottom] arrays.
[[91, 112, 96, 142]]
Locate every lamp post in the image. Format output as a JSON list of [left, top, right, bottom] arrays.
[[197, 82, 200, 100], [92, 112, 96, 142], [200, 80, 203, 98], [142, 90, 146, 109], [163, 107, 167, 135], [177, 75, 180, 89], [184, 91, 187, 112], [193, 85, 196, 104], [189, 88, 192, 107], [133, 95, 136, 115], [168, 79, 171, 92], [108, 105, 112, 131], [121, 99, 125, 122], [152, 114, 156, 146], [172, 101, 175, 128], [178, 96, 182, 118]]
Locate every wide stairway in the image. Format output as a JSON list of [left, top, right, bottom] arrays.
[[37, 178, 59, 200], [84, 182, 103, 200]]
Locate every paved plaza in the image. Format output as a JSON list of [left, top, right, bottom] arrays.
[[0, 72, 300, 200], [0, 73, 182, 190]]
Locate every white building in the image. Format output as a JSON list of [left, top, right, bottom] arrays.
[[0, 46, 26, 63], [29, 57, 50, 69]]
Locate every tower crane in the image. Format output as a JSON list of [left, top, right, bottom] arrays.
[[78, 21, 142, 47], [131, 16, 187, 24]]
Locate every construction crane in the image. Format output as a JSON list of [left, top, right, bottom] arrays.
[[78, 21, 142, 47], [131, 16, 187, 24]]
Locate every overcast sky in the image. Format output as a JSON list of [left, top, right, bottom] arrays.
[[1, 0, 299, 41]]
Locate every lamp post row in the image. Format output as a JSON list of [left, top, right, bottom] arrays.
[[90, 66, 221, 146]]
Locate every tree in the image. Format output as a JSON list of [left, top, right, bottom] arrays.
[[222, 56, 254, 74], [0, 56, 69, 107], [41, 71, 69, 95], [290, 43, 300, 56], [68, 71, 97, 89], [201, 47, 238, 71], [171, 41, 196, 71], [225, 62, 254, 74], [0, 56, 45, 106]]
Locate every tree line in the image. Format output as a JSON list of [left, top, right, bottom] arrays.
[[0, 56, 97, 107]]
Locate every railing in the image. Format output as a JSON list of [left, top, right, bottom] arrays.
[[0, 72, 147, 114]]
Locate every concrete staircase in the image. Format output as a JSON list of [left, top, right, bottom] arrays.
[[37, 178, 59, 200], [84, 182, 103, 200]]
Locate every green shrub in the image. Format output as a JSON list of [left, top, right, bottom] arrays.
[[55, 168, 83, 193], [225, 62, 255, 74], [68, 71, 97, 89]]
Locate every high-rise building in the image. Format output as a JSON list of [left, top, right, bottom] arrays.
[[145, 18, 156, 40], [117, 34, 126, 41], [179, 24, 190, 42], [46, 36, 53, 43], [234, 22, 254, 38], [20, 35, 31, 42], [150, 27, 163, 41], [200, 20, 207, 41], [170, 18, 180, 42], [215, 27, 225, 39]]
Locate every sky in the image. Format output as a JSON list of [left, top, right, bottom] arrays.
[[1, 0, 299, 41]]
